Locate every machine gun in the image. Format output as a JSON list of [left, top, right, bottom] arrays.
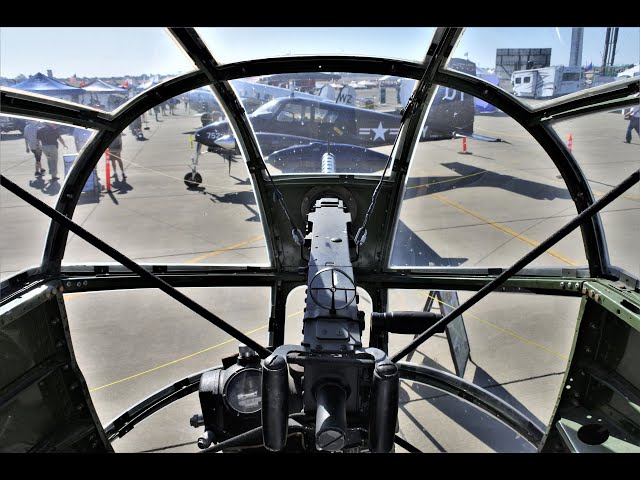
[[193, 196, 413, 452], [192, 188, 453, 453]]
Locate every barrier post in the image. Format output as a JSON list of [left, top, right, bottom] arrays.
[[105, 149, 111, 192], [458, 137, 472, 155]]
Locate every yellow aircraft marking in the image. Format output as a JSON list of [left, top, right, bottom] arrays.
[[418, 290, 568, 361], [431, 193, 580, 266]]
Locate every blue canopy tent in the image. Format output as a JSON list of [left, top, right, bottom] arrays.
[[12, 72, 85, 98]]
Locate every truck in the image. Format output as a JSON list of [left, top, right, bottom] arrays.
[[511, 65, 585, 99]]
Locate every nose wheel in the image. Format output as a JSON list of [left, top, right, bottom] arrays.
[[184, 172, 202, 188]]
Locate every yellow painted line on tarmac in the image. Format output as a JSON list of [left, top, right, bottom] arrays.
[[431, 193, 580, 266], [418, 290, 568, 361], [593, 190, 640, 201], [89, 309, 304, 393], [63, 293, 83, 300], [186, 235, 264, 264]]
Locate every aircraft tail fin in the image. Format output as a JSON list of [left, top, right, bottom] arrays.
[[336, 85, 356, 106]]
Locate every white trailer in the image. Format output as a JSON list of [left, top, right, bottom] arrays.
[[511, 66, 585, 99]]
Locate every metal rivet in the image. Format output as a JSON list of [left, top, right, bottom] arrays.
[[585, 346, 592, 353], [581, 287, 588, 295], [66, 282, 72, 287], [560, 282, 565, 288], [574, 282, 580, 289], [76, 281, 82, 287], [83, 280, 88, 286]]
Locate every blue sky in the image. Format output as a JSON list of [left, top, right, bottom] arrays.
[[1, 27, 638, 79]]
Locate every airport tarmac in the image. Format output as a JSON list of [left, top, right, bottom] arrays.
[[1, 103, 638, 453]]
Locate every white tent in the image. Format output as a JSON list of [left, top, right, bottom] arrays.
[[82, 79, 129, 94]]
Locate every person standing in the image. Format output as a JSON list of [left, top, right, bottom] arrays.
[[73, 126, 93, 152], [24, 121, 45, 176], [129, 116, 145, 140], [37, 123, 68, 180], [108, 133, 125, 179], [624, 104, 640, 144]]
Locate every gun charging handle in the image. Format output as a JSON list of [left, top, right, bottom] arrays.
[[369, 361, 399, 452], [261, 354, 289, 451]]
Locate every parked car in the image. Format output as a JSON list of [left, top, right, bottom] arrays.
[[0, 115, 27, 134]]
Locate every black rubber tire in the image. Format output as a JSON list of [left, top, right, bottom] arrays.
[[184, 172, 202, 188]]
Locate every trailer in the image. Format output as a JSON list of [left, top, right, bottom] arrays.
[[511, 65, 585, 99]]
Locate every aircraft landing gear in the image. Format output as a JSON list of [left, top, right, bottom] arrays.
[[184, 171, 202, 189], [185, 143, 203, 189]]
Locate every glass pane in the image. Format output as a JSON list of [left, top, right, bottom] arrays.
[[390, 96, 587, 269], [552, 107, 640, 276], [448, 27, 640, 105], [1, 115, 88, 280], [195, 74, 412, 175], [196, 27, 435, 65], [62, 87, 269, 266], [0, 27, 197, 112], [64, 287, 270, 447], [388, 289, 579, 451]]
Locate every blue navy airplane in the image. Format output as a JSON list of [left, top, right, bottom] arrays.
[[185, 58, 502, 183]]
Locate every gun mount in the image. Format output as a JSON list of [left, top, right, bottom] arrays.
[[194, 196, 399, 453]]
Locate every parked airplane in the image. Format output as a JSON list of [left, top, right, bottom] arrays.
[[184, 59, 503, 184]]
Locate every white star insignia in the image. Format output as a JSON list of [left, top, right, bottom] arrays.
[[371, 121, 388, 141]]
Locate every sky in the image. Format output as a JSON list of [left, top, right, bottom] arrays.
[[0, 27, 638, 79]]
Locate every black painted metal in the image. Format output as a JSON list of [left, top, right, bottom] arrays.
[[432, 68, 611, 277], [215, 56, 424, 82], [397, 362, 545, 446], [38, 72, 210, 276], [168, 27, 286, 270], [0, 175, 271, 358], [379, 28, 464, 270], [391, 169, 639, 363], [103, 367, 214, 440]]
